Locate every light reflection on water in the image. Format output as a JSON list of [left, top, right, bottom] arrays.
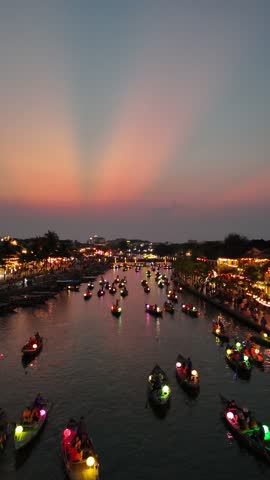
[[0, 267, 270, 479]]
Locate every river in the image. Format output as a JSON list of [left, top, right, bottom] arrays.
[[1, 265, 270, 480]]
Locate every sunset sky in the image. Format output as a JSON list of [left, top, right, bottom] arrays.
[[0, 1, 268, 242]]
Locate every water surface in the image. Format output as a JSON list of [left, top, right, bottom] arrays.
[[0, 267, 270, 480]]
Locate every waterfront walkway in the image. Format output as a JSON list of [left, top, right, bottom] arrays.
[[173, 274, 270, 336]]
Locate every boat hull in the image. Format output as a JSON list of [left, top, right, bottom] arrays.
[[14, 401, 50, 450]]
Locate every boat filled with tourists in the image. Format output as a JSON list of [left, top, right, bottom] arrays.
[[145, 304, 163, 317], [225, 345, 252, 377], [147, 364, 171, 407], [175, 354, 200, 394], [181, 303, 199, 317], [14, 394, 49, 450], [220, 396, 270, 464], [62, 417, 100, 479], [163, 301, 175, 314], [111, 301, 122, 317]]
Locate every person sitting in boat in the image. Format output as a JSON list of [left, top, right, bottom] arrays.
[[187, 357, 192, 377], [181, 361, 187, 375], [237, 410, 249, 430], [218, 319, 225, 333], [35, 332, 41, 342], [232, 350, 240, 360], [69, 445, 82, 462], [31, 406, 40, 422], [22, 406, 32, 424], [257, 422, 265, 441], [72, 435, 82, 453]]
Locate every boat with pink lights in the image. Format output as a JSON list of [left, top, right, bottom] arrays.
[[221, 395, 270, 464], [62, 418, 100, 479], [14, 394, 50, 450], [21, 333, 43, 358], [175, 354, 200, 394]]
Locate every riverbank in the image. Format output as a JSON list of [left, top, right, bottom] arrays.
[[173, 276, 270, 336], [0, 259, 109, 313]]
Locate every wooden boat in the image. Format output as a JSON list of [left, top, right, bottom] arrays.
[[120, 288, 128, 297], [163, 301, 175, 314], [108, 286, 117, 295], [248, 346, 264, 366], [250, 331, 270, 347], [67, 284, 80, 292], [111, 303, 122, 317], [62, 418, 100, 480], [181, 303, 199, 317], [141, 279, 148, 287], [144, 286, 150, 293], [0, 408, 8, 451], [175, 354, 200, 394], [225, 346, 252, 377], [145, 304, 163, 317], [83, 291, 92, 300], [97, 289, 105, 297], [21, 334, 43, 358], [147, 365, 171, 407], [212, 323, 229, 342], [220, 395, 270, 464], [231, 341, 264, 367], [167, 290, 178, 303], [14, 396, 50, 450], [87, 283, 94, 290]]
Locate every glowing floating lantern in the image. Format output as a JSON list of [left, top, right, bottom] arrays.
[[63, 428, 71, 439], [191, 369, 198, 376], [32, 344, 37, 349], [40, 409, 46, 416], [162, 385, 170, 394], [86, 456, 95, 467], [226, 411, 234, 420], [15, 425, 23, 434], [176, 362, 181, 368]]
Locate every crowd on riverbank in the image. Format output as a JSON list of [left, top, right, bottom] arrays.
[[0, 258, 109, 311], [172, 271, 270, 330]]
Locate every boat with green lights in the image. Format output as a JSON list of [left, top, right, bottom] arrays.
[[147, 365, 171, 407], [221, 396, 270, 464], [62, 418, 100, 480], [14, 394, 49, 450], [225, 345, 252, 377]]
